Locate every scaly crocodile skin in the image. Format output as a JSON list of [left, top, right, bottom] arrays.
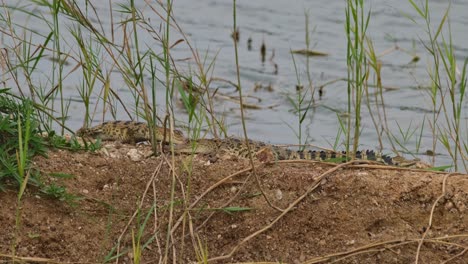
[[174, 138, 429, 168], [76, 121, 429, 168], [76, 121, 186, 144]]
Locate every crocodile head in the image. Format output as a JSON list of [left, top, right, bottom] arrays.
[[75, 121, 187, 145]]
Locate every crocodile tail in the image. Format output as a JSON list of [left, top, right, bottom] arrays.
[[269, 146, 396, 165], [381, 154, 394, 165]]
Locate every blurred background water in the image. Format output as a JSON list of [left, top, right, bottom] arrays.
[[1, 0, 467, 169]]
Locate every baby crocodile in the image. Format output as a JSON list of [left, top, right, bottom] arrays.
[[76, 121, 429, 168], [173, 138, 430, 168], [76, 120, 186, 144]]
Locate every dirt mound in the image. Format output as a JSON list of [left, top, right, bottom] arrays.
[[1, 145, 467, 263]]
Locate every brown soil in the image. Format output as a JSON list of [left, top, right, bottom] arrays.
[[1, 144, 467, 263]]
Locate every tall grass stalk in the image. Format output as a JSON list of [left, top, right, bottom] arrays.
[[51, 0, 66, 134], [72, 26, 101, 126], [15, 102, 31, 183], [287, 12, 315, 148], [194, 235, 209, 263], [161, 0, 178, 262], [131, 204, 156, 264], [438, 34, 467, 171], [304, 11, 315, 105], [12, 101, 33, 258], [127, 0, 154, 140], [289, 51, 306, 148], [232, 0, 252, 164], [365, 38, 387, 152], [177, 81, 201, 260], [232, 0, 282, 216], [175, 66, 217, 261], [345, 0, 370, 157], [192, 50, 226, 138], [407, 0, 467, 171], [149, 55, 158, 142]]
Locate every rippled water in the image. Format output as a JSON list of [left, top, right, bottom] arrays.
[[2, 0, 467, 169]]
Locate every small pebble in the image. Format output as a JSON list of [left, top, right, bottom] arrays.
[[444, 201, 454, 210], [275, 189, 283, 200], [127, 149, 142, 161]]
